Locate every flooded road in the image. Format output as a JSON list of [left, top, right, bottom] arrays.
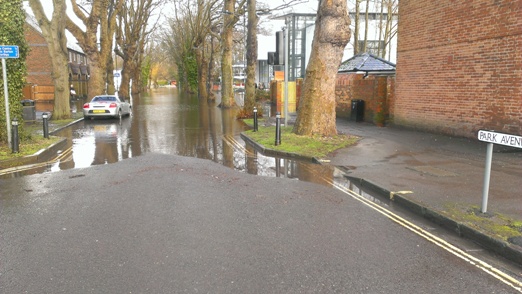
[[5, 87, 338, 186]]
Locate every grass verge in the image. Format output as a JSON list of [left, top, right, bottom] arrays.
[[243, 125, 359, 159], [443, 203, 522, 241], [0, 113, 82, 161]]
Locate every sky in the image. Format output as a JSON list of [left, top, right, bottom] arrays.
[[258, 0, 319, 58], [24, 0, 320, 57]]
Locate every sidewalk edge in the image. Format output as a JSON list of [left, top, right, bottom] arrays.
[[346, 176, 522, 265]]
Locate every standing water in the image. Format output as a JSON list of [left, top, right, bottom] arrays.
[[3, 87, 337, 185]]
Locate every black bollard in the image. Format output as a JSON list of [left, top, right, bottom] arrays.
[[42, 112, 49, 139], [253, 107, 258, 132], [12, 118, 19, 153], [275, 112, 281, 146]]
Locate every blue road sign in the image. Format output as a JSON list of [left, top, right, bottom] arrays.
[[0, 45, 19, 58]]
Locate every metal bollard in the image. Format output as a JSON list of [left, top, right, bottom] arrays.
[[253, 107, 258, 132], [11, 118, 19, 153], [275, 112, 281, 146], [42, 112, 49, 139]]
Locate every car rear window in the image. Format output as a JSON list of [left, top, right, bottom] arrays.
[[93, 96, 117, 102]]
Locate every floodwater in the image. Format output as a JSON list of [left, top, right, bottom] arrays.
[[3, 87, 340, 186]]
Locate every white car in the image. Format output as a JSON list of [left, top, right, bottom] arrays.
[[83, 95, 131, 119]]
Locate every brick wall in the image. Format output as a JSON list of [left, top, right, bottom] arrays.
[[24, 24, 53, 86], [396, 0, 522, 137], [335, 74, 395, 125]]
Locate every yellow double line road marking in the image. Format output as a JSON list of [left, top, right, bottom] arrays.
[[0, 146, 73, 176], [299, 163, 522, 292], [222, 135, 256, 157], [335, 181, 521, 291]]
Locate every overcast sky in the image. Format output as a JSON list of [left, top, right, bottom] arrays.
[[23, 0, 320, 58]]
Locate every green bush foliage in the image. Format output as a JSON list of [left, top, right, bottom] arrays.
[[0, 0, 29, 144]]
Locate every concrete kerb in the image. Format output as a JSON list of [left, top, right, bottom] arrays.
[[0, 137, 67, 169], [0, 117, 84, 170], [49, 117, 85, 135], [342, 176, 522, 265], [241, 132, 522, 266], [240, 132, 319, 163]]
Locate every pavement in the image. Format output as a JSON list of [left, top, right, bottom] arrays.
[[326, 119, 522, 264], [2, 114, 522, 266]]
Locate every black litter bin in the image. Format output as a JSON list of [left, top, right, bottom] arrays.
[[351, 99, 364, 122], [21, 99, 36, 121]]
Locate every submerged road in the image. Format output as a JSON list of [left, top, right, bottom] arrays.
[[1, 153, 520, 293]]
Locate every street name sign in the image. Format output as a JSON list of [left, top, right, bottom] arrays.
[[477, 129, 521, 213], [0, 45, 19, 58], [2, 45, 20, 148], [478, 130, 522, 149]]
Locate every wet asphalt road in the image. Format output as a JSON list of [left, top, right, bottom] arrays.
[[1, 153, 519, 293]]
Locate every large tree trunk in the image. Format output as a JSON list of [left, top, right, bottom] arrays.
[[50, 55, 71, 119], [292, 0, 351, 137], [87, 58, 107, 97], [196, 48, 209, 99], [28, 0, 71, 119], [119, 63, 132, 100], [220, 0, 236, 108], [67, 0, 123, 99], [106, 55, 116, 95], [243, 0, 258, 115]]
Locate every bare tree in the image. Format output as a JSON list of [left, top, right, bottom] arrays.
[[380, 0, 398, 59], [292, 0, 351, 136], [27, 0, 71, 119], [66, 0, 124, 98], [353, 0, 361, 55], [242, 0, 257, 115], [362, 0, 370, 52], [220, 0, 246, 108], [114, 0, 163, 100]]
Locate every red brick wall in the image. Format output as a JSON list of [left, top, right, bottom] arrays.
[[335, 74, 395, 124], [395, 0, 522, 137], [24, 24, 53, 86]]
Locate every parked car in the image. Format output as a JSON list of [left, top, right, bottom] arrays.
[[83, 95, 131, 119]]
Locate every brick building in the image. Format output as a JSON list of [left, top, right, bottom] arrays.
[[24, 14, 89, 112], [335, 53, 396, 125], [394, 0, 521, 137]]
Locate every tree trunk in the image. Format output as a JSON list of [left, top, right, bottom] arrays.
[[49, 54, 71, 119], [106, 54, 116, 95], [87, 57, 107, 97], [354, 0, 360, 55], [243, 0, 258, 115], [28, 0, 71, 119], [220, 0, 236, 108], [196, 48, 209, 99], [119, 61, 133, 100], [292, 0, 351, 137], [363, 0, 370, 53]]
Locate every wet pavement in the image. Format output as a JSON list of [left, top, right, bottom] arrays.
[[327, 119, 522, 264], [1, 153, 521, 293], [1, 87, 522, 268]]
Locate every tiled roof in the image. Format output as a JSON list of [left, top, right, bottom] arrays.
[[338, 52, 396, 73]]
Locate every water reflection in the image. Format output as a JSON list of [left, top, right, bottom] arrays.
[[3, 88, 336, 184]]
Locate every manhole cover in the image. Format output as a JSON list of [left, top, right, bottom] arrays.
[[407, 166, 457, 177]]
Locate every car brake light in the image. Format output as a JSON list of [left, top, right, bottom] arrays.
[[109, 103, 117, 108], [83, 103, 90, 109]]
